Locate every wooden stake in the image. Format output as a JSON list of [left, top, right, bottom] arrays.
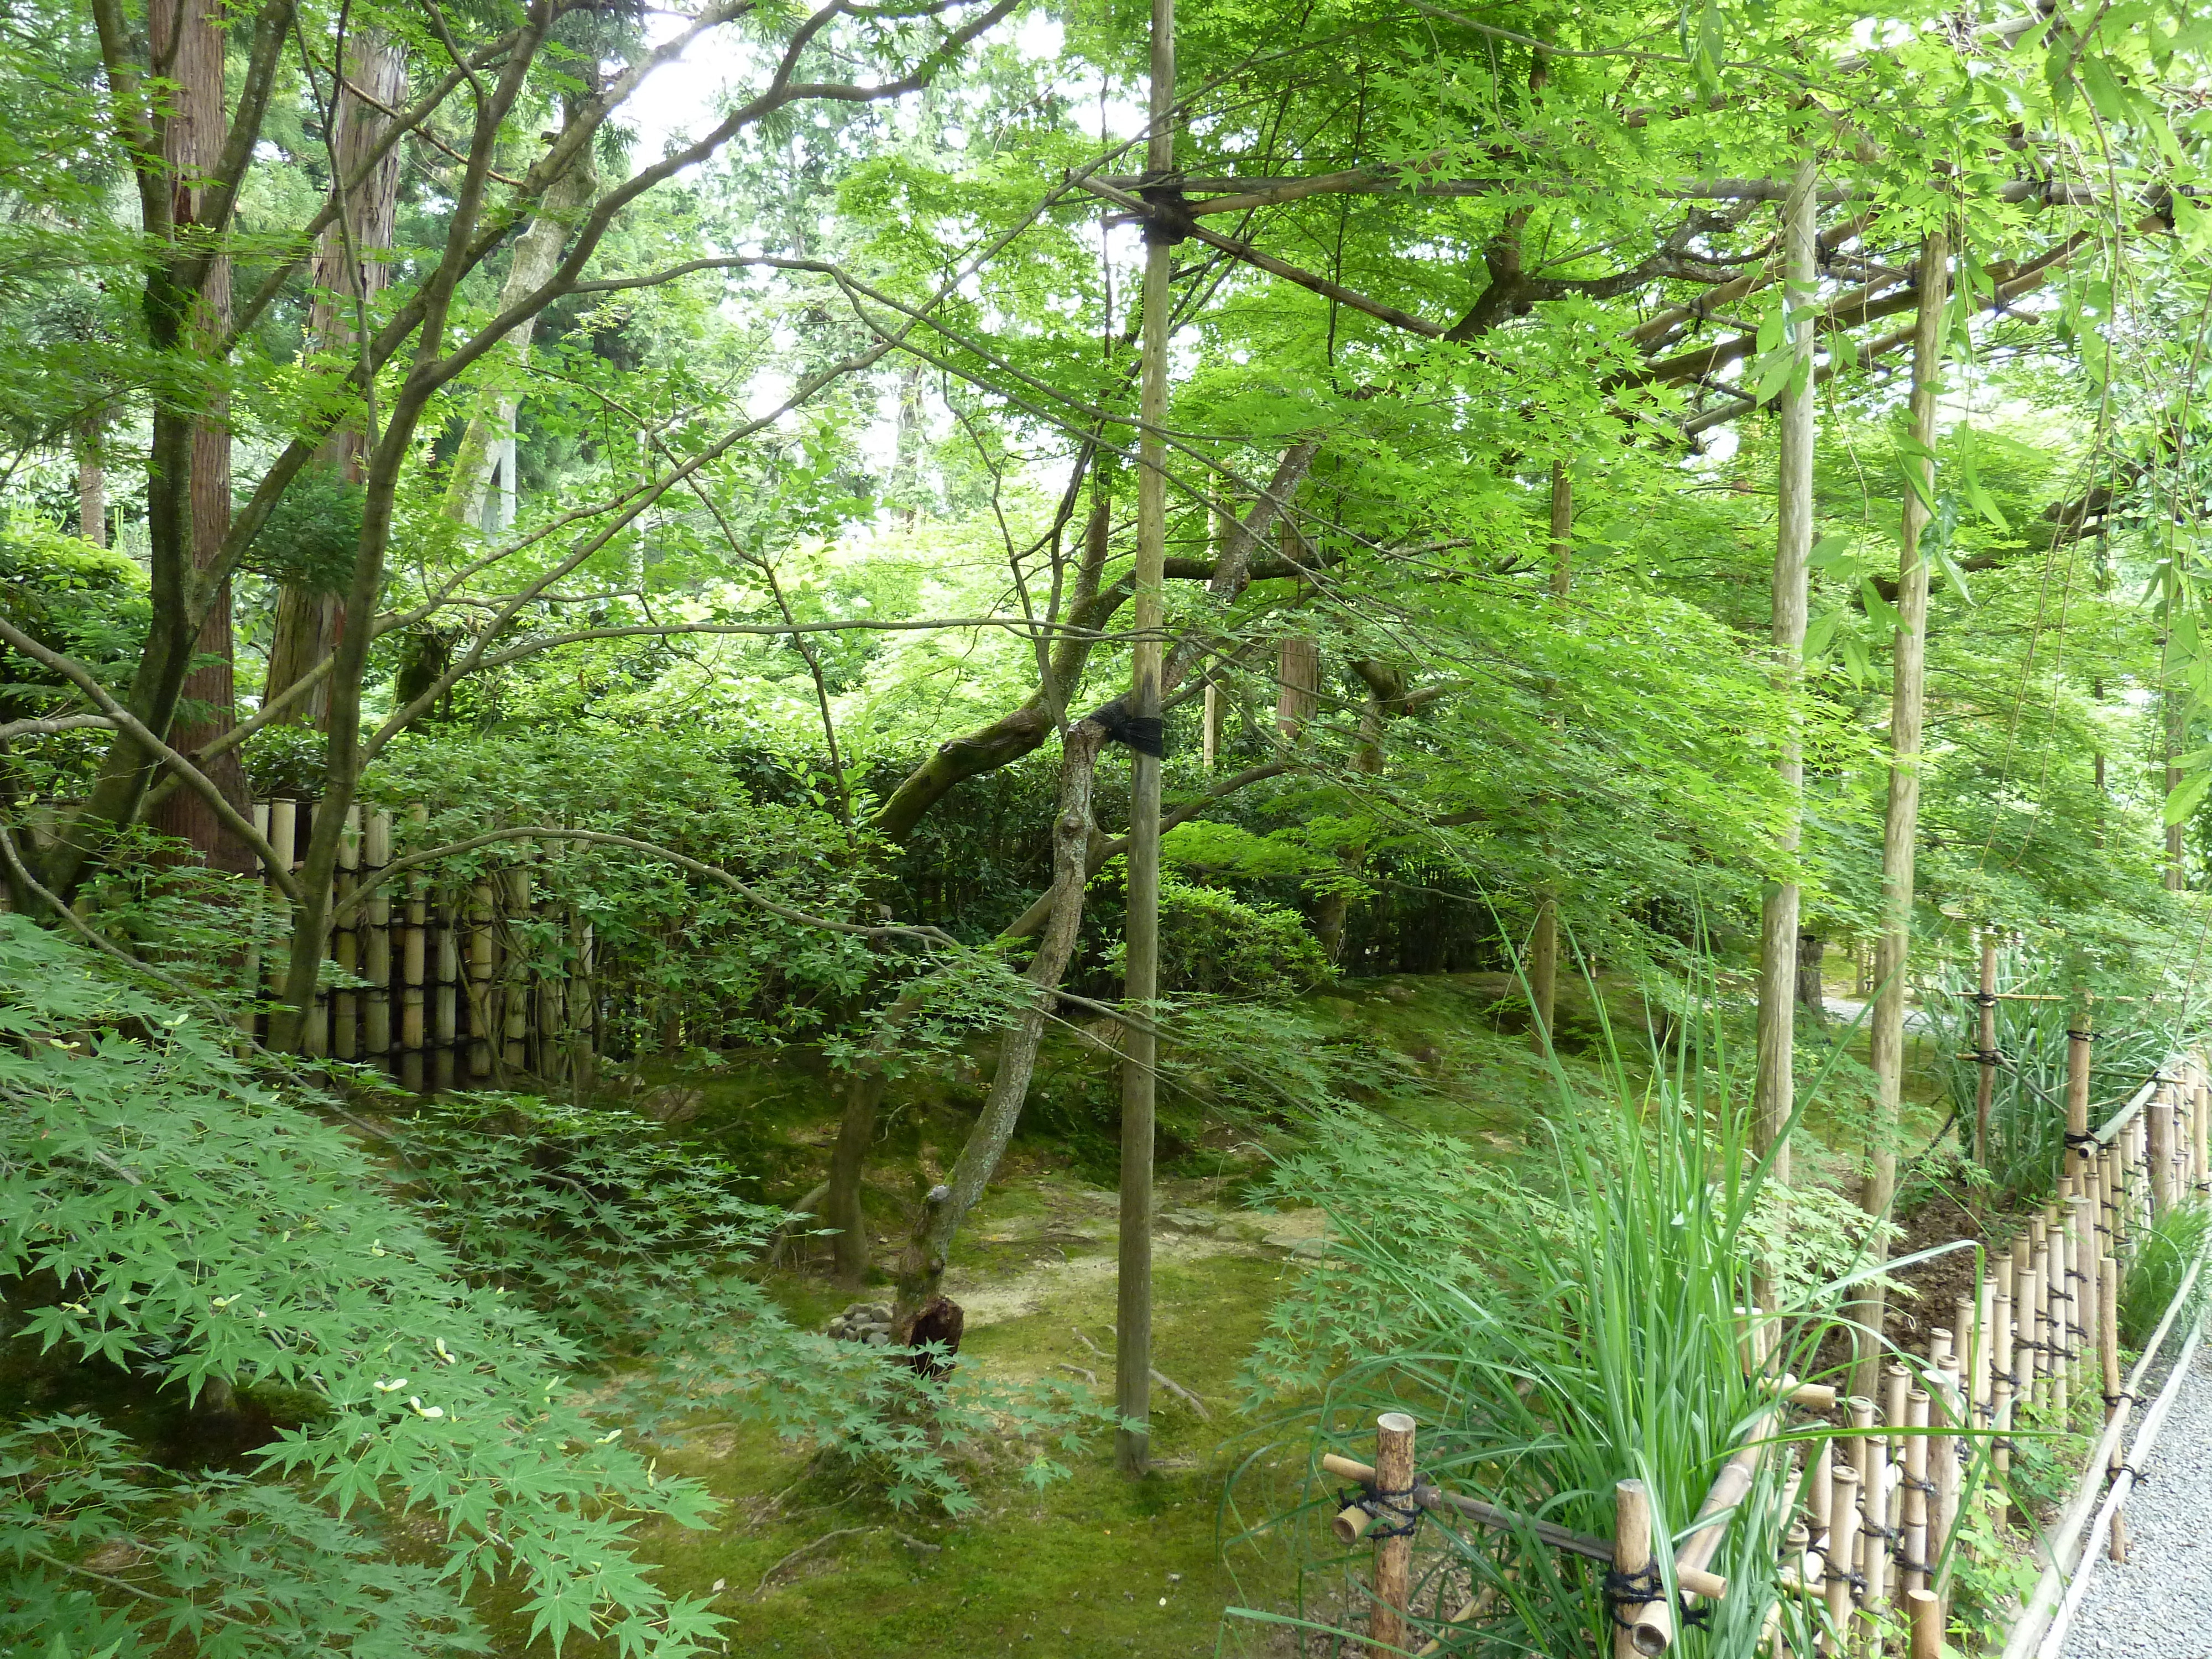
[[401, 805, 426, 1091], [2193, 1073, 2209, 1195], [2099, 1252, 2125, 1563], [1754, 157, 1820, 1196], [503, 865, 530, 1071], [1992, 1264, 2015, 1490], [1370, 1413, 1416, 1659], [1931, 1361, 1963, 1597], [433, 895, 458, 1091], [2150, 1082, 2174, 1217], [1614, 1478, 1655, 1659], [468, 880, 494, 1079], [1114, 0, 1174, 1480]]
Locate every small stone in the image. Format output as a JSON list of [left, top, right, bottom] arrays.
[[1167, 1573, 1181, 1584], [1383, 984, 1416, 1003], [864, 1330, 891, 1347]]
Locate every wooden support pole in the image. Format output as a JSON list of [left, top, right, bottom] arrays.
[[242, 803, 269, 1046], [267, 800, 297, 1000], [1992, 1263, 2015, 1489], [303, 802, 330, 1061], [1931, 1360, 1963, 1598], [1613, 1478, 1655, 1659], [363, 810, 392, 1057], [401, 805, 426, 1091], [2193, 1071, 2210, 1194], [503, 865, 530, 1072], [2024, 1225, 2048, 1406], [1114, 0, 1174, 1481], [1370, 1413, 1416, 1659], [1975, 935, 1998, 1163]]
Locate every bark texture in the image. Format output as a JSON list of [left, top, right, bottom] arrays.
[[145, 0, 252, 873], [1850, 230, 1949, 1398], [263, 34, 407, 729], [1752, 161, 1819, 1189]]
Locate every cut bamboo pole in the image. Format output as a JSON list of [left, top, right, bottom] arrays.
[[1931, 1360, 1963, 1598], [503, 865, 530, 1071], [433, 894, 459, 1091], [401, 806, 427, 1091], [1860, 1422, 1891, 1656], [468, 880, 494, 1079], [364, 810, 392, 1056], [1970, 1280, 1992, 1432], [2150, 1083, 2174, 1215], [2022, 1228, 2047, 1406], [1901, 1387, 1930, 1597], [1370, 1413, 1416, 1659], [1908, 1588, 1942, 1659], [1629, 1438, 1764, 1655], [267, 800, 297, 999], [2064, 1001, 2092, 1180], [1614, 1479, 1655, 1659], [243, 802, 269, 1045], [2193, 1073, 2209, 1194], [1974, 935, 1997, 1164], [333, 805, 361, 1060], [1824, 1464, 1861, 1658], [1992, 1265, 2015, 1489], [2099, 1251, 2124, 1563], [302, 800, 330, 1060]]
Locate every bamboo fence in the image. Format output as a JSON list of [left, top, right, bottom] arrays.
[[244, 798, 597, 1092], [1327, 1052, 2212, 1658]]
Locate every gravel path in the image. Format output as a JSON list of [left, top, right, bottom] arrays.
[[2062, 1337, 2212, 1659]]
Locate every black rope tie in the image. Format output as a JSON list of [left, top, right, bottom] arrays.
[[1604, 1565, 1665, 1630], [2118, 1461, 2152, 1487], [1901, 1474, 1939, 1495], [1341, 1483, 1421, 1540], [2068, 1030, 2097, 1044], [2102, 1391, 2139, 1408], [2065, 1131, 2101, 1153]]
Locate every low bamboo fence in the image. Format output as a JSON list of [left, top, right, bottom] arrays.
[[245, 799, 597, 1093], [1327, 1056, 2212, 1658]]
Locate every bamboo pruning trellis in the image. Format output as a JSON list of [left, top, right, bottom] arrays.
[[243, 798, 598, 1093], [1326, 1057, 2212, 1658]]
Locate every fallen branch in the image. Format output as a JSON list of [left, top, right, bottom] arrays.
[[752, 1527, 874, 1600]]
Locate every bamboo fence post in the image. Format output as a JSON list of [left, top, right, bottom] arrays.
[[1824, 1464, 1861, 1658], [1907, 1588, 1942, 1659], [1901, 1387, 1931, 1598], [401, 804, 427, 1091], [267, 799, 297, 1000], [304, 799, 331, 1059], [2099, 1252, 2125, 1563], [1970, 1282, 1992, 1434], [2064, 1000, 2093, 1180], [333, 804, 361, 1061], [2023, 1227, 2047, 1407], [503, 865, 530, 1072], [432, 892, 459, 1091], [2193, 1071, 2209, 1195], [468, 880, 494, 1080], [571, 914, 596, 1092], [1613, 1478, 1655, 1659], [1992, 1263, 2015, 1489], [364, 810, 392, 1057], [1370, 1413, 1416, 1659], [2051, 1202, 2073, 1412], [1931, 1359, 1963, 1600], [242, 802, 270, 1046], [1975, 935, 1999, 1163], [2150, 1083, 2174, 1216]]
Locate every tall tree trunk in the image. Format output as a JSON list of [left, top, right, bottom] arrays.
[[76, 415, 107, 547], [1528, 457, 1574, 1050], [893, 722, 1107, 1312], [1275, 635, 1319, 737], [263, 34, 407, 728], [1753, 161, 1819, 1192], [1850, 230, 1949, 1399], [145, 0, 252, 873], [1117, 0, 1174, 1475], [440, 136, 601, 529], [1318, 662, 1404, 964]]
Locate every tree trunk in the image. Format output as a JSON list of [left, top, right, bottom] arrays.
[[441, 137, 601, 529], [1528, 458, 1574, 1051], [1275, 635, 1319, 737], [263, 33, 407, 729], [893, 721, 1107, 1312], [1794, 930, 1825, 1022], [826, 1064, 890, 1285], [76, 416, 107, 547], [1117, 23, 1175, 1471], [144, 0, 252, 874], [1752, 161, 1819, 1190], [1850, 230, 1949, 1399]]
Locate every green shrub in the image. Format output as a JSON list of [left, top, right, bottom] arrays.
[[2120, 1198, 2211, 1347], [1153, 877, 1331, 999]]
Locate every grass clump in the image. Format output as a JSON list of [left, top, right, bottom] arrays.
[[2119, 1198, 2211, 1348]]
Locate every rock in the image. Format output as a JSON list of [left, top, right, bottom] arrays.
[[1159, 1209, 1217, 1234], [1383, 984, 1416, 1003], [863, 1329, 891, 1347]]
